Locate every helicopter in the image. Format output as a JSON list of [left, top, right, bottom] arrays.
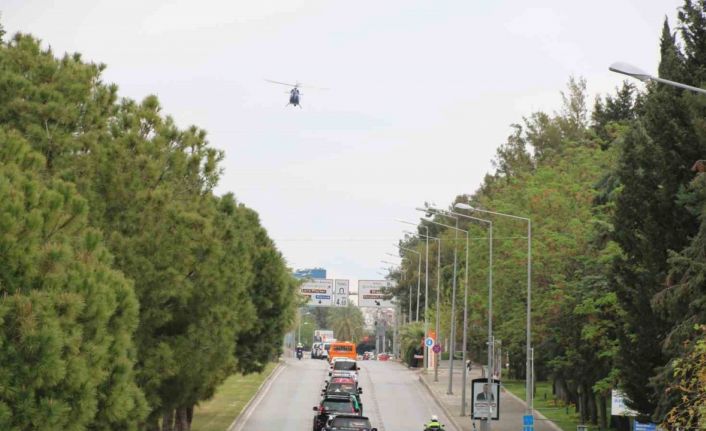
[[265, 79, 326, 107]]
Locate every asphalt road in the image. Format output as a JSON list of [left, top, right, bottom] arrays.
[[232, 357, 456, 431]]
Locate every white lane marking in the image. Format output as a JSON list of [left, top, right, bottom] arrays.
[[228, 362, 287, 431]]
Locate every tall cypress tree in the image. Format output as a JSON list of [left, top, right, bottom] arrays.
[[610, 9, 706, 417]]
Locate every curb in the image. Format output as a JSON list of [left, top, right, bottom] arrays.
[[418, 374, 466, 431], [226, 360, 286, 431]]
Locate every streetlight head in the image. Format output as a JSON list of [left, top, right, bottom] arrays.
[[609, 62, 652, 82], [415, 206, 439, 213], [396, 219, 418, 226], [454, 202, 474, 211]]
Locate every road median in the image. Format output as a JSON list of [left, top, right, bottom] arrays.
[[190, 361, 284, 431]]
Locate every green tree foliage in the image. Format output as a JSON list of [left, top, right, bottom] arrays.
[[396, 77, 635, 425], [0, 129, 146, 430], [392, 3, 706, 424], [662, 326, 706, 430], [0, 26, 297, 431], [609, 4, 706, 417], [399, 322, 424, 366], [329, 305, 366, 343], [233, 206, 298, 375]]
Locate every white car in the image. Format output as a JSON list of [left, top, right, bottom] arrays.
[[328, 358, 359, 380]]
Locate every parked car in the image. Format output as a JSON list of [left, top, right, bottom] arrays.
[[323, 414, 377, 431]]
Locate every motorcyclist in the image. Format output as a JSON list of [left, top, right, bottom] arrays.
[[424, 414, 444, 430]]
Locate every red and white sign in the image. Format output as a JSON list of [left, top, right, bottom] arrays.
[[357, 280, 396, 308]]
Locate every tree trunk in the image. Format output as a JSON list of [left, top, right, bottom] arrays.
[[175, 406, 189, 431], [145, 417, 161, 431], [162, 410, 175, 431], [588, 391, 598, 424], [555, 377, 567, 403], [186, 405, 194, 427], [577, 384, 585, 421], [598, 394, 608, 430]]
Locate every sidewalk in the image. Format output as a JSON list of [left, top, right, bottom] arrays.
[[418, 361, 562, 431]]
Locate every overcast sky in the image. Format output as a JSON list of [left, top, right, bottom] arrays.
[[2, 0, 682, 287]]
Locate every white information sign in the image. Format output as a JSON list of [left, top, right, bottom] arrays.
[[611, 390, 637, 417], [358, 280, 396, 308], [300, 279, 334, 307], [334, 279, 349, 307]]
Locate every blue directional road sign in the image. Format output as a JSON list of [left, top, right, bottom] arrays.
[[634, 422, 657, 431], [425, 337, 434, 347], [523, 414, 534, 431]]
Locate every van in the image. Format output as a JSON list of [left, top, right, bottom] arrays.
[[329, 341, 357, 361]]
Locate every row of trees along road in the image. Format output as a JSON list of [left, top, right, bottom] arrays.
[[391, 2, 706, 428], [0, 25, 299, 431]]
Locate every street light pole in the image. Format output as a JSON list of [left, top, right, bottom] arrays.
[[405, 229, 442, 381], [392, 246, 421, 322], [398, 220, 431, 369], [435, 235, 441, 382], [297, 307, 302, 345], [456, 202, 531, 426], [424, 226, 429, 366], [427, 207, 492, 419], [609, 61, 706, 95], [419, 213, 465, 399]]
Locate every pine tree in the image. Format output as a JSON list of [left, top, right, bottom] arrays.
[[0, 128, 146, 430], [233, 206, 298, 374], [0, 22, 299, 431]]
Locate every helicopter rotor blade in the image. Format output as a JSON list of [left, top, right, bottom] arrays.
[[296, 84, 329, 90], [265, 79, 299, 87]]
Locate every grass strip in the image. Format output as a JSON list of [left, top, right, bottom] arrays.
[[502, 379, 603, 431], [191, 362, 278, 431]]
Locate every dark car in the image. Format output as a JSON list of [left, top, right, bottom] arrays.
[[324, 414, 377, 431], [322, 382, 363, 414], [312, 395, 361, 431]]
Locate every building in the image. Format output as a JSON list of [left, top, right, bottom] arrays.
[[293, 267, 327, 279]]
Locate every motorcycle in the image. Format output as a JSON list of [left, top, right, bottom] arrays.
[[296, 349, 303, 360]]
